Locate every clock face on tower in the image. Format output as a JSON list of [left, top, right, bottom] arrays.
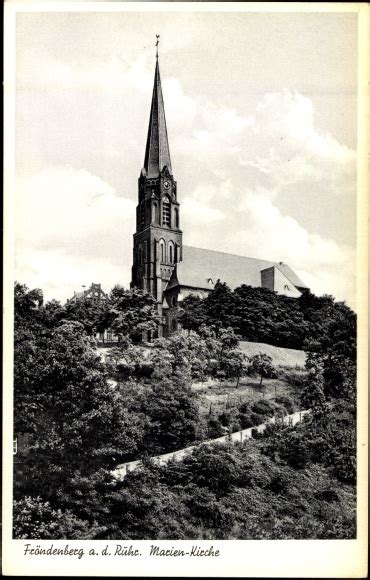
[[163, 180, 170, 190]]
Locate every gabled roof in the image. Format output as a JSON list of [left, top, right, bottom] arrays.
[[274, 262, 307, 290], [169, 245, 307, 292], [67, 283, 107, 304], [143, 60, 172, 178]]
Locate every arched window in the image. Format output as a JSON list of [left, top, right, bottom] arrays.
[[162, 197, 170, 227], [151, 202, 158, 224], [175, 207, 179, 228], [140, 204, 145, 228], [137, 243, 143, 265], [142, 240, 147, 262], [159, 239, 165, 263], [168, 240, 174, 264]]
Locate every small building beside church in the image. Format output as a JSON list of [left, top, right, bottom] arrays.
[[67, 282, 119, 343], [67, 282, 107, 304], [131, 52, 308, 338]]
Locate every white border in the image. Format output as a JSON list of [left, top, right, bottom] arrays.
[[3, 2, 368, 577]]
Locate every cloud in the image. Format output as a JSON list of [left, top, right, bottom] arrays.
[[16, 247, 131, 305], [15, 167, 135, 302], [176, 89, 355, 198], [175, 89, 356, 307], [19, 53, 153, 95], [14, 62, 357, 309], [163, 77, 197, 129], [183, 182, 356, 309], [181, 197, 224, 226], [240, 90, 356, 193]]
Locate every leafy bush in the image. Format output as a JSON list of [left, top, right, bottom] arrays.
[[273, 395, 296, 414], [218, 409, 241, 432], [206, 415, 224, 439], [13, 496, 103, 539], [181, 444, 244, 494], [251, 399, 277, 417]]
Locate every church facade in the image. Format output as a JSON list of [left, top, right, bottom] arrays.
[[131, 55, 308, 337]]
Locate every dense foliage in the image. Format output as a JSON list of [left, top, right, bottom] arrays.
[[179, 282, 356, 353], [13, 281, 357, 540], [13, 284, 205, 495], [13, 442, 356, 540], [32, 283, 160, 341]]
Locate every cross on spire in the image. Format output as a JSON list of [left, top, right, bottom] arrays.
[[156, 34, 160, 59]]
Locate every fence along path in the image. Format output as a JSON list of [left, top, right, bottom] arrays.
[[113, 409, 310, 480]]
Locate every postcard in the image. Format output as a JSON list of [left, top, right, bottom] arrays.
[[3, 2, 368, 577]]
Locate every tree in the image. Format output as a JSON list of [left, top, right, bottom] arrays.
[[203, 282, 239, 331], [60, 297, 107, 335], [14, 282, 43, 318], [15, 281, 105, 336], [196, 325, 245, 386], [141, 377, 204, 454], [303, 299, 356, 400], [300, 355, 327, 414], [13, 281, 357, 541], [149, 348, 175, 380], [151, 330, 210, 381], [106, 340, 152, 381], [42, 299, 66, 329], [179, 282, 356, 356], [249, 353, 277, 390], [219, 349, 246, 388], [13, 496, 104, 539], [100, 285, 160, 342], [178, 294, 207, 332], [14, 318, 147, 499], [181, 443, 243, 494], [14, 282, 44, 335]]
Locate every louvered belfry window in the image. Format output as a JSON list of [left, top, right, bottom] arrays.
[[162, 197, 170, 226]]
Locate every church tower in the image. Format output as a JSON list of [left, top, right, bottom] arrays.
[[131, 50, 182, 335]]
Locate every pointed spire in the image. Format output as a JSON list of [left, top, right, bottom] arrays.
[[143, 51, 172, 178]]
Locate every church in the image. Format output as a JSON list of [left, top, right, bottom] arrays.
[[131, 52, 308, 338]]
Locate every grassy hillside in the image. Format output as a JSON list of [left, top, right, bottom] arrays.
[[239, 341, 306, 367], [99, 340, 306, 368]]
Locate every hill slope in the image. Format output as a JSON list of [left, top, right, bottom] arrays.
[[98, 340, 306, 367], [239, 341, 306, 367]]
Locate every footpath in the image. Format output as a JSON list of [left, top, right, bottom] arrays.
[[113, 408, 310, 480]]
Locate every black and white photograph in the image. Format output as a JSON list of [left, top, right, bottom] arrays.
[[3, 2, 368, 577]]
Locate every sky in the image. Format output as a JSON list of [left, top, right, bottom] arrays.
[[13, 7, 358, 308]]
